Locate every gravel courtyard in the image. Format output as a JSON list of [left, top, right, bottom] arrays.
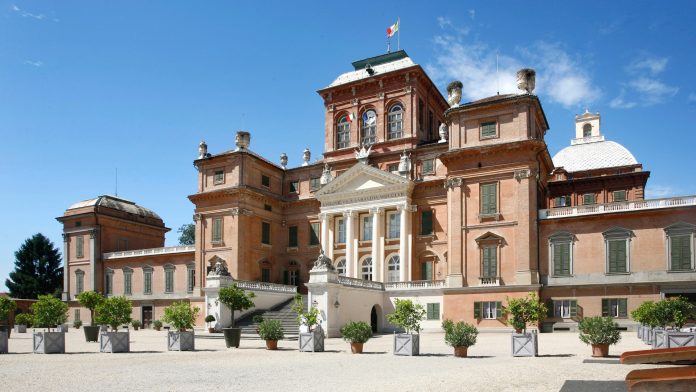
[[0, 329, 666, 392]]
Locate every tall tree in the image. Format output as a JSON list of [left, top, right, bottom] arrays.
[[6, 233, 63, 299], [177, 223, 195, 245]]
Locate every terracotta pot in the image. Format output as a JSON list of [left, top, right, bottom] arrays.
[[454, 346, 468, 358], [591, 344, 609, 357], [350, 342, 364, 354], [266, 340, 278, 350], [208, 327, 215, 333]]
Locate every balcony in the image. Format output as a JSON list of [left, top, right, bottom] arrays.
[[538, 196, 696, 220], [479, 277, 500, 286]]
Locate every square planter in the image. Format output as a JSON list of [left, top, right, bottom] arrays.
[[636, 325, 643, 339], [14, 325, 27, 334], [100, 331, 130, 353], [56, 324, 69, 333], [299, 329, 324, 352], [652, 329, 667, 349], [168, 331, 195, 351], [665, 331, 696, 348], [33, 331, 66, 354], [0, 330, 7, 354], [393, 333, 420, 356], [512, 331, 538, 357], [641, 327, 651, 343]]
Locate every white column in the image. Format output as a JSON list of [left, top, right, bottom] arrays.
[[371, 209, 380, 281], [62, 234, 69, 301], [345, 211, 354, 278], [327, 216, 334, 261], [399, 205, 408, 282], [320, 213, 330, 254]]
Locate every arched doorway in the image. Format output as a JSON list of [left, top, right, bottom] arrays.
[[370, 306, 378, 332]]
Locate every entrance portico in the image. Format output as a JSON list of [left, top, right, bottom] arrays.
[[315, 163, 415, 283]]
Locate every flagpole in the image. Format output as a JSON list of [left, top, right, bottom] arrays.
[[397, 17, 400, 50]]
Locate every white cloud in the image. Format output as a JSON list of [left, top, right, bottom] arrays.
[[645, 185, 676, 199], [437, 16, 452, 29], [628, 56, 668, 75], [609, 95, 637, 109], [426, 31, 599, 108], [11, 4, 46, 20], [24, 60, 43, 67], [687, 93, 696, 103], [611, 54, 678, 109], [468, 9, 475, 20], [628, 77, 678, 104]]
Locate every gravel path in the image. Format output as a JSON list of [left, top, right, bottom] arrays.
[[0, 330, 665, 391]]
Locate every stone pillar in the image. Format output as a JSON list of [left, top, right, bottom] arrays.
[[446, 178, 464, 287], [62, 233, 69, 301], [327, 216, 334, 261], [399, 205, 408, 282], [344, 211, 355, 278], [370, 208, 383, 281], [320, 213, 330, 254], [89, 228, 98, 292], [306, 259, 341, 338], [203, 272, 234, 330], [514, 169, 539, 285]]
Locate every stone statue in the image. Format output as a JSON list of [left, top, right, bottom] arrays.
[[320, 163, 333, 185], [438, 123, 448, 143], [355, 144, 372, 164], [446, 80, 463, 108], [209, 260, 231, 277], [280, 153, 288, 169], [312, 250, 335, 271], [516, 68, 536, 94], [235, 131, 251, 151], [198, 141, 208, 159], [302, 148, 311, 166], [398, 150, 411, 176]]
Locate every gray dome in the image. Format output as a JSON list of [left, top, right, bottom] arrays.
[[67, 195, 162, 220], [553, 139, 638, 172]]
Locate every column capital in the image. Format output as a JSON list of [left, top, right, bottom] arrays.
[[319, 212, 331, 220], [444, 177, 464, 190], [62, 233, 69, 242], [342, 210, 355, 218], [193, 213, 203, 222], [396, 204, 417, 213], [369, 207, 384, 216], [89, 228, 99, 239]]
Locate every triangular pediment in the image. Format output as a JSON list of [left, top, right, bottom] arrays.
[[315, 163, 413, 208]]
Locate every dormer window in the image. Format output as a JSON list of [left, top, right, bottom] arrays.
[[337, 115, 350, 149], [214, 169, 224, 185], [361, 110, 376, 145], [387, 104, 404, 140], [480, 121, 497, 139], [583, 123, 592, 137]]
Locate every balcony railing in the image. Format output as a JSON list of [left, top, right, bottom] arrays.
[[479, 277, 500, 286], [337, 276, 385, 290], [385, 280, 446, 290], [538, 196, 696, 220], [103, 245, 195, 259], [234, 280, 298, 294]]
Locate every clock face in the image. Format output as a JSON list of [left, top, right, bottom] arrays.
[[363, 110, 376, 126]]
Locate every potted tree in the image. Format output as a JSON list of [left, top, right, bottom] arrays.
[[631, 300, 655, 343], [258, 319, 284, 350], [292, 295, 324, 352], [0, 296, 17, 341], [131, 320, 141, 331], [76, 291, 105, 342], [653, 297, 696, 348], [152, 320, 163, 331], [31, 295, 68, 354], [73, 319, 82, 329], [578, 316, 621, 357], [442, 319, 479, 358], [218, 284, 255, 348], [253, 314, 264, 334], [386, 299, 426, 356], [205, 315, 216, 333], [95, 296, 132, 353], [14, 313, 33, 333], [162, 301, 199, 351], [340, 321, 372, 354], [504, 292, 547, 357]]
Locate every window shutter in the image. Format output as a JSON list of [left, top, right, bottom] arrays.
[[283, 271, 289, 285], [546, 300, 555, 318], [601, 299, 609, 317], [434, 303, 440, 320], [570, 300, 577, 317], [618, 299, 628, 318], [495, 302, 502, 319], [421, 211, 433, 235], [473, 302, 481, 319], [289, 226, 298, 247]]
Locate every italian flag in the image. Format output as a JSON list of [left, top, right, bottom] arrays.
[[346, 113, 355, 123], [387, 19, 399, 38]]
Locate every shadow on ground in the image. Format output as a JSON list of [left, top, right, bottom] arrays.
[[558, 380, 625, 392]]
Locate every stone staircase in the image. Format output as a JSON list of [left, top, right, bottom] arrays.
[[236, 295, 307, 336]]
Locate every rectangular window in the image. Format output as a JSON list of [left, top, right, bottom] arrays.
[[613, 190, 627, 202], [669, 235, 692, 271], [336, 218, 346, 244], [310, 177, 321, 191], [289, 181, 299, 194], [388, 212, 401, 239], [480, 121, 497, 138], [76, 236, 84, 259], [337, 120, 350, 149], [214, 169, 224, 184], [421, 261, 433, 280], [262, 222, 271, 245], [583, 194, 596, 205], [75, 272, 84, 294], [602, 298, 628, 318], [288, 226, 298, 247], [474, 301, 502, 320], [187, 267, 195, 293], [309, 222, 320, 245], [105, 272, 113, 295], [553, 300, 577, 318], [144, 270, 152, 295], [607, 239, 628, 273], [124, 272, 132, 295], [554, 196, 571, 208], [361, 216, 372, 241], [480, 183, 498, 215], [426, 303, 440, 320], [388, 164, 399, 174], [264, 204, 272, 212], [261, 175, 270, 188], [482, 245, 497, 278], [420, 211, 433, 235], [261, 268, 270, 283], [165, 268, 174, 293], [212, 217, 223, 243], [74, 309, 81, 322], [553, 242, 571, 276], [422, 159, 434, 175]]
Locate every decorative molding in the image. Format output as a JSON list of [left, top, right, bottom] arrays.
[[444, 177, 463, 190], [230, 207, 253, 216], [342, 210, 355, 218], [193, 213, 202, 222], [405, 86, 412, 93], [514, 169, 533, 182], [370, 207, 385, 215], [377, 92, 384, 100], [327, 104, 334, 112], [62, 233, 69, 242], [89, 229, 98, 239], [351, 98, 359, 106]]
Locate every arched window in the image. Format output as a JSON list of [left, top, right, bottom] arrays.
[[387, 104, 404, 140], [361, 110, 377, 145], [337, 115, 351, 149], [361, 257, 373, 281], [336, 258, 347, 276], [583, 123, 592, 137], [387, 255, 400, 282]]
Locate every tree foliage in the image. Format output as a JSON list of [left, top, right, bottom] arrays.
[[31, 295, 68, 331], [0, 296, 17, 321], [177, 224, 195, 245], [386, 299, 426, 334], [76, 291, 105, 326], [95, 296, 133, 331], [291, 294, 320, 331], [578, 316, 621, 346], [442, 319, 478, 348], [218, 285, 255, 327], [6, 233, 63, 299], [162, 301, 199, 332], [503, 292, 547, 333]]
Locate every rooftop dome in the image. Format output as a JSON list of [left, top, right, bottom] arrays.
[[553, 139, 638, 172], [67, 195, 162, 220]]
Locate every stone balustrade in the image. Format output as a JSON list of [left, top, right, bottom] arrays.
[[538, 195, 696, 220], [103, 245, 195, 260], [337, 276, 385, 290], [234, 280, 298, 294], [385, 280, 446, 290], [479, 277, 500, 286]]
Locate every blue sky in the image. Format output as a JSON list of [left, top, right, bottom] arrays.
[[1, 1, 695, 291]]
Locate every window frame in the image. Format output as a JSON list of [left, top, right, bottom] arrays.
[[665, 223, 696, 272], [602, 227, 633, 274], [549, 232, 574, 277], [261, 174, 270, 188], [335, 218, 346, 244], [473, 301, 502, 320], [387, 255, 400, 282], [360, 214, 372, 241], [212, 217, 223, 244], [583, 193, 596, 205], [426, 303, 440, 320], [602, 298, 628, 318], [105, 268, 114, 296], [387, 103, 404, 140], [480, 121, 498, 139], [336, 258, 347, 276], [361, 109, 377, 145], [387, 163, 399, 174], [336, 115, 351, 149], [310, 177, 321, 192], [361, 257, 373, 281], [76, 236, 84, 259], [387, 210, 401, 239], [75, 269, 84, 295], [612, 190, 627, 202], [583, 123, 592, 137], [186, 263, 195, 293], [481, 245, 498, 278], [213, 169, 225, 185], [553, 299, 578, 318], [289, 180, 299, 194], [164, 264, 175, 294], [420, 210, 433, 236], [288, 225, 298, 248], [421, 159, 435, 175], [143, 266, 153, 295], [309, 222, 320, 246], [261, 221, 271, 245], [123, 267, 133, 296], [480, 182, 498, 216]]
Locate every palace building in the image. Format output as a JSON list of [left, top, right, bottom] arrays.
[[58, 50, 696, 332]]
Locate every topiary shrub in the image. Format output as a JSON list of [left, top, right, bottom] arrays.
[[578, 316, 621, 346], [15, 313, 33, 327], [152, 320, 163, 330], [386, 299, 426, 334], [162, 301, 199, 332], [442, 319, 478, 348], [218, 285, 255, 328], [95, 296, 132, 331], [340, 321, 372, 344], [258, 319, 284, 341], [31, 295, 68, 331], [73, 319, 83, 329], [503, 292, 547, 333]]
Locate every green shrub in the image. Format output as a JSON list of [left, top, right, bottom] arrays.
[[258, 319, 284, 341], [218, 285, 255, 328], [631, 301, 657, 327], [162, 301, 199, 332], [95, 296, 132, 331], [252, 314, 264, 324], [578, 316, 621, 345], [131, 320, 142, 329], [31, 295, 68, 331], [152, 320, 163, 329], [76, 291, 105, 326], [663, 297, 695, 329], [291, 294, 320, 331], [0, 297, 17, 321], [503, 292, 547, 333], [14, 313, 33, 327], [73, 319, 82, 329], [204, 315, 216, 323], [386, 299, 426, 334], [442, 319, 478, 348], [340, 321, 372, 344]]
